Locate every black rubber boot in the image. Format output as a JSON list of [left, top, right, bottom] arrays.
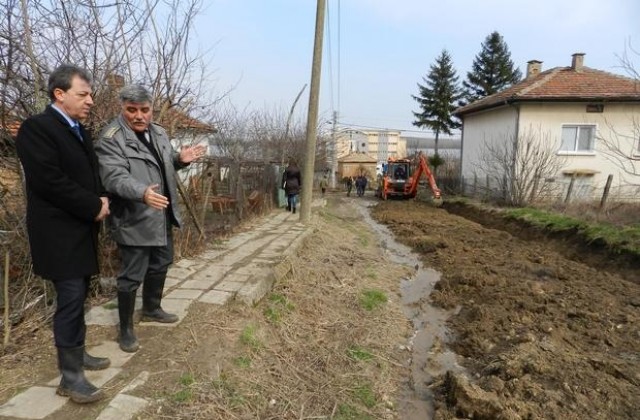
[[118, 291, 139, 352], [142, 273, 178, 323], [292, 206, 296, 214], [56, 346, 105, 403], [83, 350, 110, 370]]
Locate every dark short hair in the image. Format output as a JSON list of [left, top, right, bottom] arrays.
[[47, 64, 92, 101], [119, 84, 153, 104]]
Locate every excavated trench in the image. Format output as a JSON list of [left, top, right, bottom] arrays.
[[356, 200, 465, 419], [369, 198, 640, 419]]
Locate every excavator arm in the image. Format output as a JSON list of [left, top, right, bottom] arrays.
[[408, 152, 441, 200]]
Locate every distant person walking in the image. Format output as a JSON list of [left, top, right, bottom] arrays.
[[16, 64, 111, 404], [345, 176, 353, 197], [319, 176, 328, 197], [356, 175, 368, 197], [282, 158, 301, 213]]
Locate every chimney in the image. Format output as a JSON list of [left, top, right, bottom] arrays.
[[526, 60, 542, 78], [571, 53, 585, 71]]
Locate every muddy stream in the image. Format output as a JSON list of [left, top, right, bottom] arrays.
[[356, 201, 465, 419]]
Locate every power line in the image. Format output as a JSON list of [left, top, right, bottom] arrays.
[[338, 121, 460, 135]]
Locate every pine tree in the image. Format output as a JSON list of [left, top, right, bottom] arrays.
[[412, 49, 462, 156], [462, 31, 522, 104]]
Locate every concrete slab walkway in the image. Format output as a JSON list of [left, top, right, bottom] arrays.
[[0, 204, 317, 420]]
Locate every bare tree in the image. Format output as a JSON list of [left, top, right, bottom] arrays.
[[597, 117, 640, 185], [476, 125, 565, 206], [599, 42, 640, 185], [0, 0, 226, 340]]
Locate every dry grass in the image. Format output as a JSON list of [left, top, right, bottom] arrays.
[[142, 201, 413, 419], [542, 200, 640, 226]]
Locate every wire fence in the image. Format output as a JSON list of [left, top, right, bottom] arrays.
[[0, 156, 282, 347], [438, 173, 640, 207]]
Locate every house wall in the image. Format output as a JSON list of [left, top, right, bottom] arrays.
[[338, 162, 377, 179], [460, 106, 518, 180], [461, 102, 640, 201], [518, 102, 640, 200]]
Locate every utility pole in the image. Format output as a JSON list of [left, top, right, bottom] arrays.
[[330, 110, 337, 189], [300, 0, 326, 224]]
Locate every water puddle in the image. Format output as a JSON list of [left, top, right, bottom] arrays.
[[356, 202, 465, 419]]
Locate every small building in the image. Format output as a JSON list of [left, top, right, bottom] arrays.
[[337, 152, 378, 180]]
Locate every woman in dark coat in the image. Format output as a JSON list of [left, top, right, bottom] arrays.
[[281, 159, 301, 213]]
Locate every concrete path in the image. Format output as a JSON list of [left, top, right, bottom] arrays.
[[0, 205, 316, 420]]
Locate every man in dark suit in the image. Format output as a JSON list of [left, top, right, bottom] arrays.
[[16, 64, 111, 404]]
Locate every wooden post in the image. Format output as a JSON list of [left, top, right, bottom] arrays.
[[529, 176, 540, 204], [174, 174, 205, 239], [599, 174, 613, 210], [3, 250, 9, 347], [200, 170, 213, 226], [502, 175, 508, 203], [473, 173, 478, 197], [564, 173, 576, 204], [485, 175, 490, 200]]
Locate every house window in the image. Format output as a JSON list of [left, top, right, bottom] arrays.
[[560, 125, 596, 153]]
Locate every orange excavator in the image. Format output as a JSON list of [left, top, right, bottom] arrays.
[[376, 151, 441, 202]]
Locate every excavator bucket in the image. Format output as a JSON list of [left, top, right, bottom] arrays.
[[431, 196, 444, 207]]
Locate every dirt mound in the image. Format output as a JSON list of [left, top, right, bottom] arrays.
[[371, 200, 640, 419]]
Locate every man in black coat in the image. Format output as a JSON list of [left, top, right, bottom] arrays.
[[16, 64, 111, 404]]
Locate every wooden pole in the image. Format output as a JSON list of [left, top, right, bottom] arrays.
[[3, 251, 9, 347], [473, 173, 478, 197], [564, 174, 576, 204], [529, 176, 540, 204], [599, 174, 613, 210], [300, 0, 326, 224], [175, 174, 205, 239], [485, 175, 490, 200]]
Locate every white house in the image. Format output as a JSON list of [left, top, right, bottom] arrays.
[[455, 53, 640, 201]]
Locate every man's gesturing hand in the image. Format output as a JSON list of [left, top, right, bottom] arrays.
[[143, 184, 169, 210]]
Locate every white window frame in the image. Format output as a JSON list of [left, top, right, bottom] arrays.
[[558, 124, 597, 155]]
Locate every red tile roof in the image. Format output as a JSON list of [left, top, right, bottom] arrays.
[[455, 66, 640, 116]]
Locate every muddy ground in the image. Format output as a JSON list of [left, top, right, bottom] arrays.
[[371, 199, 640, 420], [0, 195, 638, 419]]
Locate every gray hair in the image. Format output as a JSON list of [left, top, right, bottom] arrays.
[[119, 84, 153, 104], [47, 64, 92, 101]]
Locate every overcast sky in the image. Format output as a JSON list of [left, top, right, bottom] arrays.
[[197, 0, 639, 135]]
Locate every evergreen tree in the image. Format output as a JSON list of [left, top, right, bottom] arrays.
[[412, 49, 462, 156], [462, 31, 522, 104]]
